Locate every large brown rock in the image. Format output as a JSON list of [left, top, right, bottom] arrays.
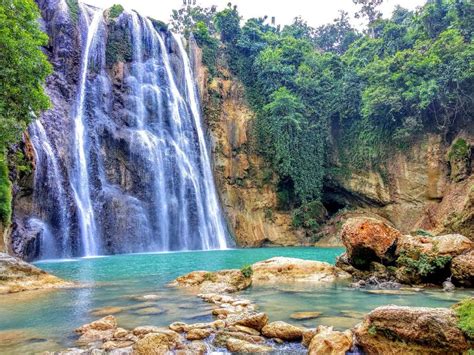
[[308, 326, 353, 355], [231, 312, 269, 331], [0, 253, 73, 294], [226, 338, 273, 353], [133, 330, 182, 354], [341, 218, 402, 268], [451, 250, 474, 287], [252, 257, 351, 284], [397, 234, 473, 257], [170, 269, 251, 294], [354, 305, 469, 354], [261, 321, 305, 341]]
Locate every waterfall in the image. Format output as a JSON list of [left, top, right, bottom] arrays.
[[26, 4, 232, 259], [28, 120, 71, 258]]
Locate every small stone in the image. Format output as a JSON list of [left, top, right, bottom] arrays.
[[90, 307, 124, 317]]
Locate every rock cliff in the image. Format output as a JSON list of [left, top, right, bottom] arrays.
[[190, 40, 310, 247]]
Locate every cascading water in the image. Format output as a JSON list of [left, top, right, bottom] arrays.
[[26, 3, 232, 259]]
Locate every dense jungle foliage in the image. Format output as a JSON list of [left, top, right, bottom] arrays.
[[0, 0, 51, 223], [171, 0, 473, 220]]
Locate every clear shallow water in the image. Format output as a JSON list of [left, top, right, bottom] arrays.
[[0, 248, 471, 353]]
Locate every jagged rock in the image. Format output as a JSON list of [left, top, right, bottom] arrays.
[[0, 253, 73, 294], [225, 338, 273, 353], [397, 234, 473, 258], [451, 250, 474, 286], [170, 269, 251, 293], [354, 305, 469, 354], [252, 257, 351, 283], [230, 312, 269, 331], [261, 321, 305, 341], [228, 325, 261, 336], [308, 326, 353, 355], [341, 217, 401, 268]]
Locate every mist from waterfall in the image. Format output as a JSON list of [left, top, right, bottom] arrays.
[[27, 4, 232, 259]]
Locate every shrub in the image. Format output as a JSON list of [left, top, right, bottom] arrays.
[[448, 138, 470, 162], [397, 249, 451, 278], [108, 4, 124, 19], [241, 265, 253, 278], [453, 298, 474, 339], [0, 155, 12, 224], [65, 0, 80, 23]]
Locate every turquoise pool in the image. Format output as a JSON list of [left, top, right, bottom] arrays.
[[0, 247, 470, 353]]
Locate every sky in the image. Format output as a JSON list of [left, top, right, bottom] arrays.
[[84, 0, 427, 28]]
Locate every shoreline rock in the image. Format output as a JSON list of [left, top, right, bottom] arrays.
[[0, 253, 73, 294]]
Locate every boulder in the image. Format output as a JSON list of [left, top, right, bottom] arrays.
[[261, 321, 305, 341], [451, 250, 474, 286], [230, 312, 268, 331], [397, 234, 473, 258], [185, 328, 213, 341], [252, 257, 351, 284], [0, 253, 73, 294], [76, 316, 117, 334], [354, 305, 469, 354], [308, 326, 353, 355], [133, 331, 181, 354], [170, 269, 251, 293], [213, 330, 265, 348], [341, 218, 401, 268], [226, 338, 273, 353]]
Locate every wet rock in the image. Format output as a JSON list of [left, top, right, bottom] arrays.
[[451, 250, 474, 287], [0, 253, 73, 294], [132, 307, 165, 316], [170, 269, 252, 293], [132, 327, 180, 343], [230, 325, 261, 336], [341, 217, 401, 268], [176, 340, 207, 355], [252, 257, 351, 284], [101, 340, 134, 350], [213, 330, 265, 348], [225, 338, 273, 353], [169, 322, 187, 333], [354, 305, 469, 354], [442, 279, 455, 292], [290, 311, 322, 320], [308, 326, 353, 355], [185, 328, 213, 340], [261, 321, 305, 341]]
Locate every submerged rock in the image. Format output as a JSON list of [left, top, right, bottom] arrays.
[[341, 217, 401, 268], [290, 311, 322, 320], [0, 253, 73, 294], [354, 305, 469, 354]]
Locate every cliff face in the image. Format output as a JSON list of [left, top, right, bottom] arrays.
[[191, 41, 473, 246], [190, 41, 310, 247], [326, 133, 473, 240]]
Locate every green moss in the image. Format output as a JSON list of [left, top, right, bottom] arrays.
[[448, 138, 470, 161], [65, 0, 80, 23], [105, 23, 132, 67], [368, 325, 377, 336], [240, 265, 253, 278], [453, 298, 474, 339], [414, 229, 434, 237], [204, 272, 217, 282], [108, 4, 124, 19], [0, 154, 12, 224]]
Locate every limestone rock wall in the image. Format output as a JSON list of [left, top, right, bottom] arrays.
[[190, 40, 309, 247]]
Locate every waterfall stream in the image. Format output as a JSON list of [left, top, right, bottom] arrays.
[[27, 4, 231, 259]]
